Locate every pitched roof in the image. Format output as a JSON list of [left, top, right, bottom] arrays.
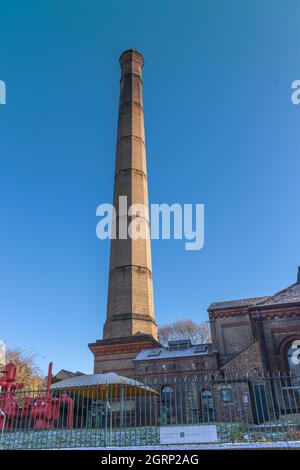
[[255, 282, 300, 307], [208, 278, 300, 311], [208, 297, 267, 311], [54, 369, 85, 379], [134, 343, 215, 362]]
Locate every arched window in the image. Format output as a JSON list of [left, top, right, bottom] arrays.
[[287, 341, 300, 376], [160, 386, 174, 424], [279, 338, 300, 407], [161, 386, 174, 407], [285, 341, 300, 402], [200, 389, 214, 422]]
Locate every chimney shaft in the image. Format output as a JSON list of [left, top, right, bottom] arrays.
[[103, 49, 158, 341], [297, 266, 300, 284]]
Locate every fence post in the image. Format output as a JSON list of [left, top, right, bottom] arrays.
[[0, 410, 6, 449]]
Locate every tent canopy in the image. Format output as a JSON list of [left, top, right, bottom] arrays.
[[51, 372, 157, 399]]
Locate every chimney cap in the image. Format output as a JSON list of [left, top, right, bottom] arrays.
[[119, 49, 144, 66]]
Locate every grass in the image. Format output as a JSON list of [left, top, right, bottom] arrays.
[[1, 417, 299, 449], [0, 427, 159, 450]]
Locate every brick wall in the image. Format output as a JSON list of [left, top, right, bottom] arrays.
[[134, 353, 219, 379], [222, 341, 264, 377], [209, 309, 254, 366]]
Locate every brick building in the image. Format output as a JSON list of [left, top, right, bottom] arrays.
[[209, 267, 300, 377], [131, 272, 300, 424], [135, 269, 300, 380]]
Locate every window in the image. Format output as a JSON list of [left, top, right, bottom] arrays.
[[193, 344, 207, 353], [221, 388, 232, 403], [161, 386, 174, 409], [287, 341, 300, 376], [147, 350, 161, 357], [287, 341, 300, 393], [161, 386, 174, 423], [200, 389, 214, 422]]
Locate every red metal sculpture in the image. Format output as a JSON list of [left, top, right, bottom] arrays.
[[0, 362, 73, 430]]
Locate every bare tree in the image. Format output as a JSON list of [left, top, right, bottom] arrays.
[[5, 348, 46, 389], [157, 325, 173, 348], [158, 320, 211, 347]]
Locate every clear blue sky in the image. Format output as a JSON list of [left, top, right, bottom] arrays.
[[1, 1, 299, 375]]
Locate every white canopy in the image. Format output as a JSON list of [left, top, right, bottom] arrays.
[[50, 372, 157, 399], [51, 372, 141, 390]]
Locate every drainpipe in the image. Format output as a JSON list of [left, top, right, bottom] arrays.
[[255, 309, 270, 373]]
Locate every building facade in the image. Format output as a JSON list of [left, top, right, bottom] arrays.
[[209, 269, 300, 377], [135, 270, 300, 380], [132, 273, 300, 424]]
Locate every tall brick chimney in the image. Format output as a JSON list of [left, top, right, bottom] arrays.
[[89, 50, 159, 377]]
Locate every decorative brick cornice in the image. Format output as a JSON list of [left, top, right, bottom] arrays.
[[115, 167, 147, 178], [210, 304, 300, 320], [118, 132, 145, 141], [109, 265, 152, 278], [271, 325, 300, 334], [89, 335, 160, 357], [119, 49, 144, 65], [250, 307, 300, 321], [119, 100, 144, 113], [209, 310, 249, 319], [109, 313, 157, 326], [90, 342, 152, 356]]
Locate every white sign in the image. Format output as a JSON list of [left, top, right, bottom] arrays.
[[160, 425, 218, 444]]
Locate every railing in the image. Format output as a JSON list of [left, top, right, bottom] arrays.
[[0, 373, 299, 449], [0, 409, 6, 448]]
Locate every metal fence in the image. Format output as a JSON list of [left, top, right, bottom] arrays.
[[0, 373, 300, 449]]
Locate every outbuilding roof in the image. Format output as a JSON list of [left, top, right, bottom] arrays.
[[134, 343, 215, 362]]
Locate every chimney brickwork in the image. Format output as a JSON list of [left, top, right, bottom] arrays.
[[89, 50, 159, 376]]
